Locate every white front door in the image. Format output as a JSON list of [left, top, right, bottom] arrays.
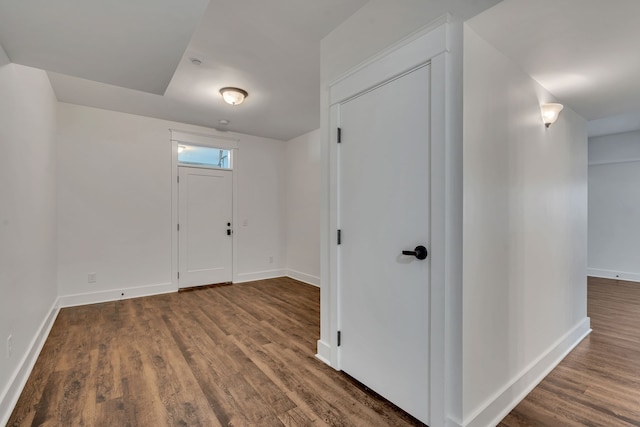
[[178, 166, 233, 287], [338, 64, 431, 423]]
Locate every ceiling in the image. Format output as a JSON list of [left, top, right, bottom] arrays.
[[0, 0, 368, 141], [1, 0, 640, 140], [468, 0, 640, 136]]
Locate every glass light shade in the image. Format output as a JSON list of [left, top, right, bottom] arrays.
[[541, 103, 564, 127], [220, 87, 248, 105]]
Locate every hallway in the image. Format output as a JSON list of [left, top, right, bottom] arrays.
[[501, 277, 640, 426]]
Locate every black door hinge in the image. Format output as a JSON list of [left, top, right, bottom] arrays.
[[337, 331, 341, 347], [337, 127, 342, 143], [337, 229, 341, 245]]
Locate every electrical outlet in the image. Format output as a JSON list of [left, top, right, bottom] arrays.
[[6, 335, 12, 359], [88, 272, 97, 283], [269, 256, 274, 264]]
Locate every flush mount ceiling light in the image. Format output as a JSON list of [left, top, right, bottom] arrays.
[[220, 87, 248, 105], [541, 103, 564, 128]]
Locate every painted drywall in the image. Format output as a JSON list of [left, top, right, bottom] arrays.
[[0, 41, 7, 67], [57, 103, 286, 301], [588, 130, 640, 281], [462, 26, 589, 425], [0, 47, 58, 421], [234, 129, 287, 281], [284, 129, 321, 286]]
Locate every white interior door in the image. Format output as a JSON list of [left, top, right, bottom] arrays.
[[178, 166, 232, 287], [338, 65, 431, 423]]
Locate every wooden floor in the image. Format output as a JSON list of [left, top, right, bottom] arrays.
[[500, 277, 640, 426], [11, 276, 640, 427], [8, 277, 424, 427]]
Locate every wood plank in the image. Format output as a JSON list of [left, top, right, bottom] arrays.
[[8, 277, 424, 426]]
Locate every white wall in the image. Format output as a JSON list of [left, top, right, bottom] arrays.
[[0, 47, 58, 422], [588, 130, 640, 281], [462, 26, 589, 426], [235, 131, 287, 281], [57, 103, 286, 302], [284, 129, 320, 286]]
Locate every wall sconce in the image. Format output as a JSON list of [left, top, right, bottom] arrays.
[[220, 87, 248, 105], [541, 103, 564, 128]]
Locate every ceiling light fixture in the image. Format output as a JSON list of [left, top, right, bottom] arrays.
[[541, 103, 564, 128], [218, 119, 230, 125], [190, 58, 202, 66], [220, 87, 248, 105]]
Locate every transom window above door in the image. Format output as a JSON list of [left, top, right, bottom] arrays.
[[178, 144, 232, 169]]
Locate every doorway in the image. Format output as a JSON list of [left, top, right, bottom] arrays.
[[324, 22, 461, 427], [170, 130, 239, 289]]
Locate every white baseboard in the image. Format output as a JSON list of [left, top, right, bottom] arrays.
[[316, 339, 332, 366], [234, 269, 286, 284], [57, 282, 177, 308], [463, 317, 591, 427], [588, 268, 640, 283], [0, 300, 59, 426], [286, 269, 320, 287]]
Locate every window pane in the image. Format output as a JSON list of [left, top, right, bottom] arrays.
[[178, 144, 232, 169]]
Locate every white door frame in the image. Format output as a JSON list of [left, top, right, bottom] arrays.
[[170, 130, 240, 287], [322, 17, 463, 427]]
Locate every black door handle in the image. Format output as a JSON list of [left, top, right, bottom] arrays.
[[402, 245, 428, 260], [227, 229, 231, 236]]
